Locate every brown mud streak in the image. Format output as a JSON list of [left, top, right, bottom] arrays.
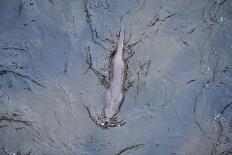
[[115, 144, 144, 155], [0, 65, 45, 88], [83, 0, 113, 50], [0, 115, 34, 127]]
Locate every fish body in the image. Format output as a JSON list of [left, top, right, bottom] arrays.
[[103, 26, 126, 124]]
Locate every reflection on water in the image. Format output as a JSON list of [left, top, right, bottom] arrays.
[[0, 0, 231, 154]]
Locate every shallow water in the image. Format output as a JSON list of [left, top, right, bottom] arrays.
[[0, 0, 231, 154]]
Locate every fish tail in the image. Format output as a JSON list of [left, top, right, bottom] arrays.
[[117, 23, 124, 55]]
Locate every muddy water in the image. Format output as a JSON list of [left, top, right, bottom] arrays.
[[0, 0, 231, 154]]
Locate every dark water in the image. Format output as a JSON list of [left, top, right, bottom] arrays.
[[0, 0, 231, 154]]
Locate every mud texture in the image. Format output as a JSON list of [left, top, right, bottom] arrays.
[[0, 0, 232, 154]]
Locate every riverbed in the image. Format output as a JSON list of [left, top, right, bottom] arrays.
[[0, 0, 231, 154]]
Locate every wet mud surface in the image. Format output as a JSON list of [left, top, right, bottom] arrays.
[[0, 0, 232, 154]]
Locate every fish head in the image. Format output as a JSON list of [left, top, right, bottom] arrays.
[[100, 106, 126, 128], [103, 102, 119, 126], [100, 100, 126, 128], [101, 86, 125, 127]]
